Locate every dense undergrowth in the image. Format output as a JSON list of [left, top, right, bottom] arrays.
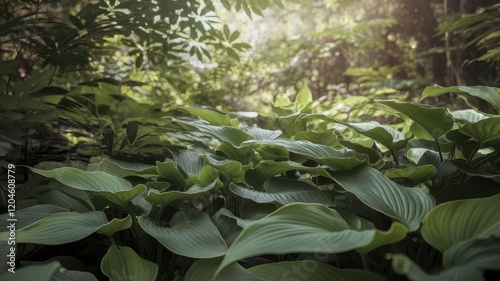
[[1, 81, 500, 281]]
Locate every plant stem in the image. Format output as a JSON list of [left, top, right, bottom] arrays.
[[360, 254, 369, 270], [435, 138, 443, 161], [390, 149, 400, 165], [467, 142, 481, 162]]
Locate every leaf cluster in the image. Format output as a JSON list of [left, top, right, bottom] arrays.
[[1, 84, 500, 281]]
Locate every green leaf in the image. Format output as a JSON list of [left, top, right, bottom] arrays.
[[248, 261, 388, 281], [220, 0, 231, 10], [182, 106, 234, 126], [342, 121, 410, 150], [0, 140, 13, 156], [156, 160, 187, 188], [185, 257, 259, 281], [0, 204, 68, 229], [245, 160, 333, 187], [245, 127, 282, 140], [180, 120, 253, 147], [38, 182, 95, 212], [451, 159, 500, 180], [421, 194, 500, 252], [388, 238, 500, 281], [176, 150, 205, 176], [0, 261, 96, 281], [443, 237, 500, 271], [356, 222, 408, 255], [205, 154, 245, 180], [216, 203, 375, 274], [96, 215, 132, 237], [0, 211, 109, 245], [211, 209, 245, 246], [87, 158, 157, 178], [223, 25, 231, 40], [450, 109, 488, 123], [126, 121, 140, 144], [295, 85, 313, 111], [388, 254, 469, 281], [421, 85, 500, 109], [240, 202, 276, 220], [306, 114, 410, 150], [101, 244, 158, 281], [27, 167, 144, 206], [331, 166, 435, 231], [407, 148, 457, 179], [230, 178, 332, 206], [383, 165, 436, 184], [375, 100, 454, 140], [138, 211, 227, 258], [459, 117, 500, 145], [145, 180, 220, 206], [0, 262, 57, 280], [243, 139, 365, 170]]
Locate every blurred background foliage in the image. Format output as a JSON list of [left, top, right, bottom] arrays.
[[2, 0, 499, 109], [1, 0, 499, 165]]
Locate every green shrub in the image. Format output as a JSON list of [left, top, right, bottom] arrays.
[[1, 84, 499, 281]]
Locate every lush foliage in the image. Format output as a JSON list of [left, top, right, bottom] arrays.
[[1, 1, 500, 281], [2, 83, 500, 280]]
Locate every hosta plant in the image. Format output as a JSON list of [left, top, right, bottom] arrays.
[[1, 85, 499, 281]]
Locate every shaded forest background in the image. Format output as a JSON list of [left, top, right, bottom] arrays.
[[1, 0, 499, 163]]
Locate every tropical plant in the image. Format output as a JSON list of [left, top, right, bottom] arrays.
[[1, 84, 499, 281]]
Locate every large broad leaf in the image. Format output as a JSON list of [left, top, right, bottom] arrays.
[[205, 154, 245, 181], [156, 160, 187, 188], [356, 222, 408, 255], [246, 127, 282, 140], [0, 204, 68, 229], [0, 261, 97, 281], [145, 180, 220, 206], [342, 121, 410, 150], [388, 238, 500, 281], [420, 194, 500, 252], [96, 215, 132, 237], [450, 109, 489, 123], [421, 85, 500, 109], [87, 158, 157, 178], [182, 106, 234, 126], [211, 209, 245, 246], [0, 211, 109, 245], [451, 159, 500, 180], [101, 244, 158, 281], [185, 257, 259, 281], [305, 114, 410, 150], [38, 182, 95, 212], [138, 211, 227, 259], [245, 160, 333, 187], [375, 100, 454, 140], [459, 116, 500, 145], [28, 167, 144, 206], [0, 140, 13, 156], [179, 120, 254, 147], [443, 237, 500, 271], [216, 203, 376, 275], [230, 178, 333, 206], [295, 85, 313, 111], [383, 165, 436, 184], [248, 261, 387, 281], [408, 148, 457, 179], [243, 139, 365, 170], [176, 150, 205, 176], [331, 166, 435, 231]]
